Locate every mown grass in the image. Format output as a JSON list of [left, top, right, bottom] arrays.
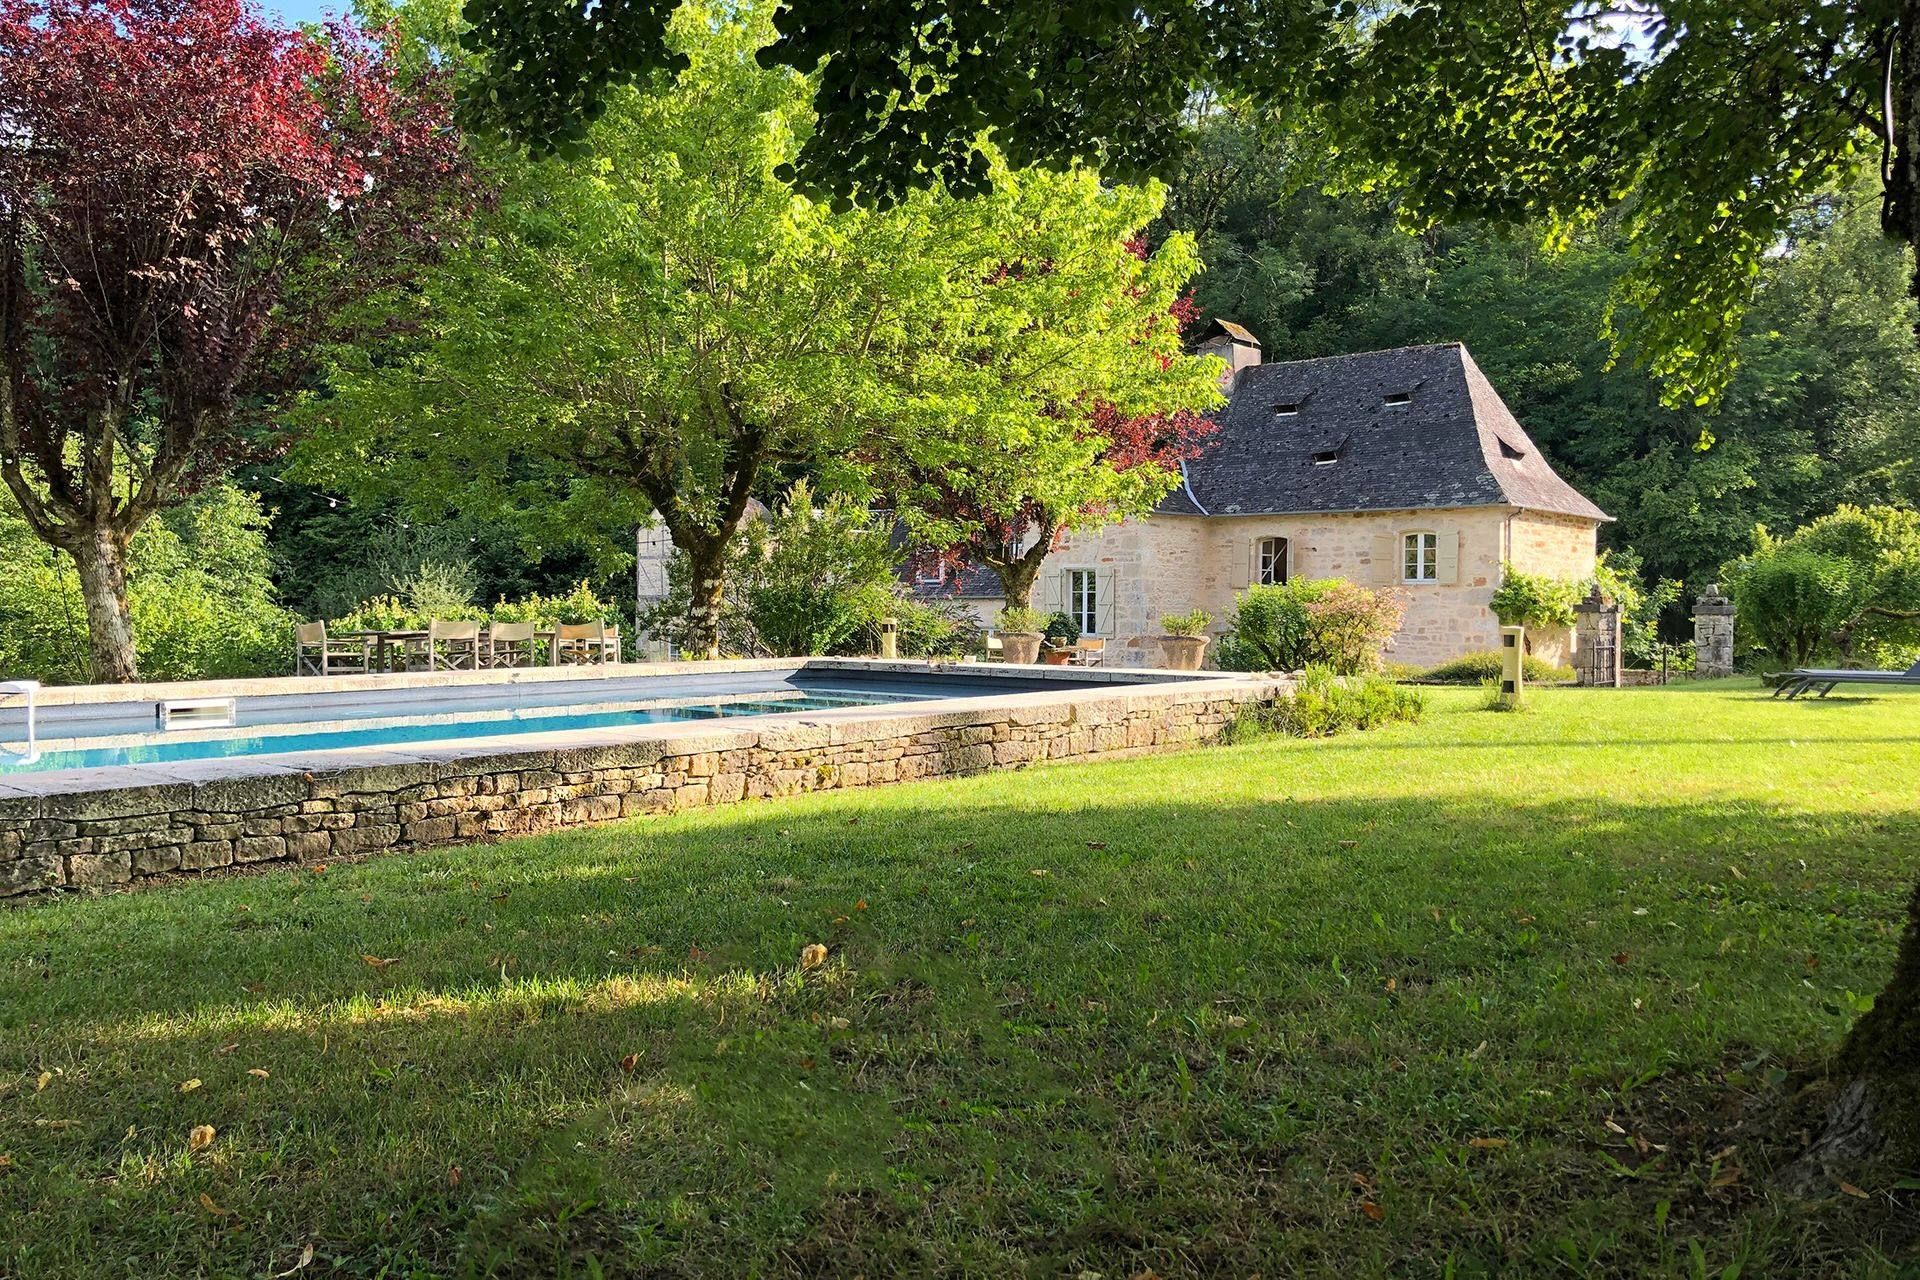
[[2, 681, 1918, 1278]]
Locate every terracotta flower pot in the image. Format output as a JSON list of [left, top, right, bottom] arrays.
[[1040, 647, 1072, 666], [1000, 632, 1044, 665], [1157, 635, 1210, 671]]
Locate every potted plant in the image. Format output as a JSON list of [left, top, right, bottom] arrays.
[[1040, 610, 1080, 664], [1157, 608, 1212, 670], [994, 606, 1049, 664]]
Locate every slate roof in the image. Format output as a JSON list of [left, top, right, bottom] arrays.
[[1161, 342, 1610, 522]]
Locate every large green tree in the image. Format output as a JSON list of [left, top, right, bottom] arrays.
[[301, 0, 1215, 658]]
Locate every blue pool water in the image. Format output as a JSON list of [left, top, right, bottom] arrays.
[[0, 691, 919, 776]]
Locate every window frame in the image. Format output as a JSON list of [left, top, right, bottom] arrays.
[[1068, 568, 1099, 636], [1257, 536, 1289, 586], [1402, 531, 1439, 583]]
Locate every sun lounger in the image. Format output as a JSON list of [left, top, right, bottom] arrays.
[[1774, 659, 1920, 698]]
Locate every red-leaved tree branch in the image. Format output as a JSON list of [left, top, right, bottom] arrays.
[[0, 0, 460, 681]]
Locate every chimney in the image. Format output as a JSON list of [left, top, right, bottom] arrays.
[[1195, 320, 1262, 394]]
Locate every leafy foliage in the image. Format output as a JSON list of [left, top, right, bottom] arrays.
[[1229, 665, 1425, 741], [1159, 609, 1212, 638], [735, 484, 900, 658], [993, 607, 1050, 636], [1214, 579, 1404, 675], [1725, 506, 1920, 668], [0, 484, 291, 683], [1489, 567, 1580, 634], [1415, 651, 1575, 686]]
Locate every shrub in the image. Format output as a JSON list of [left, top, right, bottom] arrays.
[[1160, 608, 1211, 638], [1229, 665, 1426, 741], [1724, 507, 1920, 667], [1043, 611, 1080, 647], [1418, 651, 1575, 684], [736, 484, 900, 656], [1490, 566, 1580, 648], [389, 559, 482, 620], [1215, 579, 1404, 674], [995, 605, 1049, 634], [0, 484, 292, 683], [885, 597, 980, 658]]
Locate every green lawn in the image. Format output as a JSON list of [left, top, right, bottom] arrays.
[[3, 682, 1917, 1277]]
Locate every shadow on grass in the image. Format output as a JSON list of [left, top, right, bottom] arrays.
[[3, 783, 1916, 1277]]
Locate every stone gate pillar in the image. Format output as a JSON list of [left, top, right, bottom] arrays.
[[1573, 584, 1621, 686], [1694, 584, 1735, 678]]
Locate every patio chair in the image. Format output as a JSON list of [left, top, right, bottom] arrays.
[[295, 621, 373, 677], [1066, 637, 1106, 667], [1774, 658, 1920, 699], [553, 620, 618, 665], [982, 634, 1005, 663], [406, 619, 482, 672], [486, 621, 537, 669]]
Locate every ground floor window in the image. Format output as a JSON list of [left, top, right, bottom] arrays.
[[1069, 569, 1098, 635], [1403, 531, 1438, 582]]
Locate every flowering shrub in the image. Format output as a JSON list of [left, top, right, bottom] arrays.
[[1215, 579, 1405, 675]]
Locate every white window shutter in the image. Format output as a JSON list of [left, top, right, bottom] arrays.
[[1230, 539, 1253, 591], [1038, 569, 1066, 614], [1097, 573, 1116, 636], [1372, 532, 1398, 585], [1435, 531, 1459, 585]]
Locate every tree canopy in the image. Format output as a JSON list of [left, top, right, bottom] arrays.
[[0, 0, 459, 680], [300, 0, 1217, 655]]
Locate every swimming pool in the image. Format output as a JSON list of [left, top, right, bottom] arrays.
[[0, 688, 924, 775]]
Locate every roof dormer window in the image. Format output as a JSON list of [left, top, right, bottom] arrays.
[[1312, 450, 1339, 466], [1382, 391, 1412, 409], [1272, 402, 1300, 417], [1498, 437, 1526, 460]]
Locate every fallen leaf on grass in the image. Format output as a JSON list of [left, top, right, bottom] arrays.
[[1085, 841, 1108, 850], [1611, 952, 1631, 966], [1029, 869, 1049, 878], [1338, 840, 1358, 849], [1839, 1180, 1869, 1199], [178, 1078, 202, 1094], [1708, 1166, 1743, 1189], [361, 954, 401, 970], [1358, 1200, 1385, 1222], [271, 1243, 315, 1278], [799, 943, 828, 970], [1468, 1137, 1508, 1150], [241, 983, 266, 995], [309, 864, 327, 874], [247, 1068, 270, 1079], [33, 1071, 51, 1092], [215, 1042, 240, 1056], [198, 1192, 233, 1217], [855, 900, 868, 911], [619, 1053, 641, 1075], [0, 1154, 12, 1169], [447, 1165, 462, 1189], [188, 1124, 216, 1152], [1383, 978, 1398, 993]]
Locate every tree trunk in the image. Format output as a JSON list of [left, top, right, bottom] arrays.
[[995, 557, 1042, 612], [683, 543, 728, 661], [67, 529, 139, 684], [1790, 880, 1920, 1184]]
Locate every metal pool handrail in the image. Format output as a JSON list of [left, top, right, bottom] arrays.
[[0, 679, 39, 764]]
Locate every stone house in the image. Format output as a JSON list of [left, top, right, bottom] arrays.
[[911, 326, 1611, 667]]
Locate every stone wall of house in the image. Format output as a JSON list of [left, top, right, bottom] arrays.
[[0, 681, 1284, 899], [1044, 507, 1553, 668]]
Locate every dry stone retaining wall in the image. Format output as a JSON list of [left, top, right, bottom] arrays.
[[0, 681, 1284, 898]]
